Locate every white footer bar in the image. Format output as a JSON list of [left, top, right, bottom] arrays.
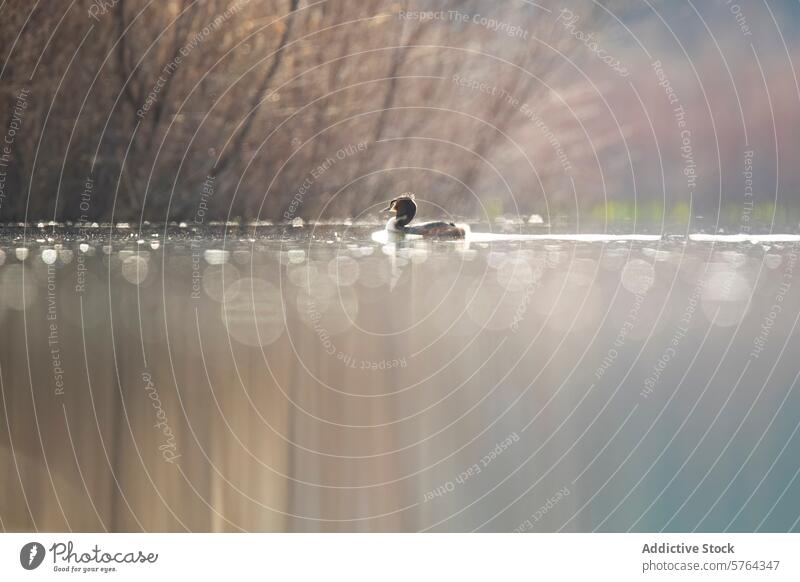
[[1, 533, 797, 581]]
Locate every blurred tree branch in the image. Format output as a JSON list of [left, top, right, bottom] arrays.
[[213, 0, 300, 177]]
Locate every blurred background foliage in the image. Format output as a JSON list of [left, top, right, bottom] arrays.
[[1, 0, 799, 229]]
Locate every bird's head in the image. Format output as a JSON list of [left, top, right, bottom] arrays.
[[383, 193, 417, 227]]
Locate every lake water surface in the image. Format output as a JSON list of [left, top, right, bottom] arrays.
[[1, 224, 799, 532]]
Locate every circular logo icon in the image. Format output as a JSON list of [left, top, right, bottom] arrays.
[[20, 542, 45, 570]]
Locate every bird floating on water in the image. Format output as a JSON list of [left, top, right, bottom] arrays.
[[383, 193, 468, 239]]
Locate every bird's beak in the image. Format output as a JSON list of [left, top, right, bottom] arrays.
[[382, 203, 394, 214]]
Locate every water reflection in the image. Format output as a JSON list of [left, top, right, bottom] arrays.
[[0, 226, 798, 532]]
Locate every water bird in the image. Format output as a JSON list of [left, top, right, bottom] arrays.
[[383, 193, 467, 238]]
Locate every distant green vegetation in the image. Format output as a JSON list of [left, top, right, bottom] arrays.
[[525, 199, 800, 232]]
